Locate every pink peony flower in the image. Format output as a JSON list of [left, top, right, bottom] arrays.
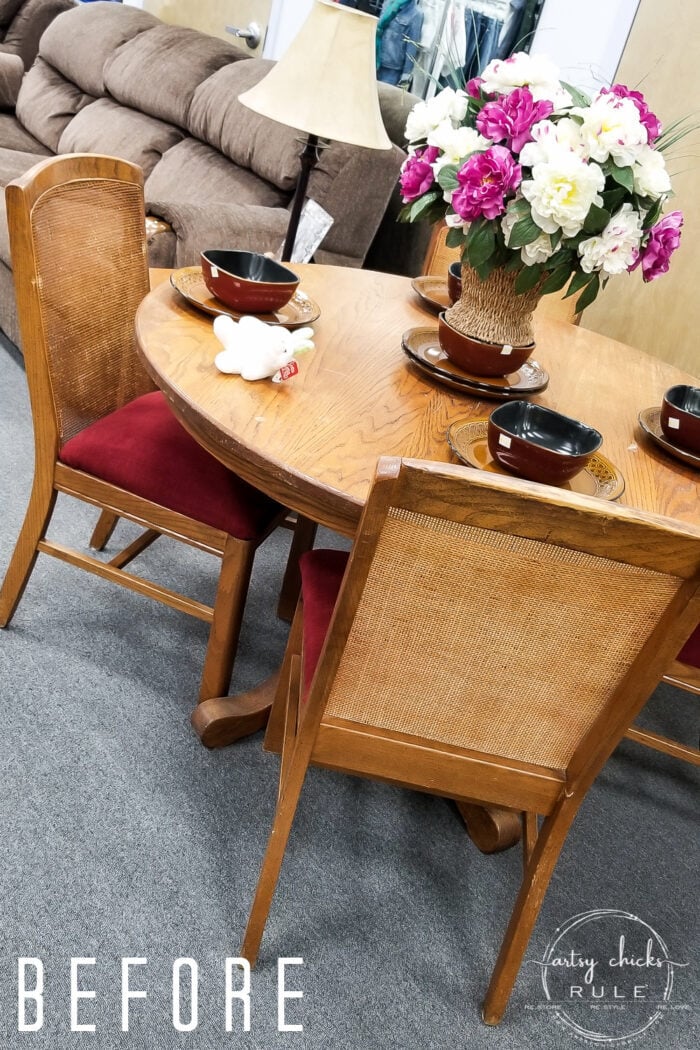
[[601, 84, 662, 143], [476, 87, 553, 153], [451, 145, 522, 222], [399, 145, 440, 203], [629, 211, 683, 281], [465, 77, 483, 99]]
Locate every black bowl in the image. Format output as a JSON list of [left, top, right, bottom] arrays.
[[201, 249, 299, 313], [487, 401, 603, 485]]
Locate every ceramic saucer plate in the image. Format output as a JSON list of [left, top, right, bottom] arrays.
[[447, 418, 625, 500], [638, 406, 700, 470], [411, 276, 451, 313], [170, 266, 321, 328], [402, 326, 549, 400]]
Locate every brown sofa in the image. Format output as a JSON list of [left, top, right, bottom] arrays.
[[0, 0, 427, 348], [0, 0, 73, 69]]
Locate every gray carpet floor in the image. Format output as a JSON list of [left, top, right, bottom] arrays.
[[0, 340, 698, 1050]]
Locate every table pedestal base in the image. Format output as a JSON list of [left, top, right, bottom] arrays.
[[456, 801, 522, 853], [191, 673, 278, 748]]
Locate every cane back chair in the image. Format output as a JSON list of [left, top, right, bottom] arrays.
[[0, 153, 296, 710], [241, 457, 700, 1023]]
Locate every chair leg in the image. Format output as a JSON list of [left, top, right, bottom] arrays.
[[198, 535, 256, 702], [89, 510, 119, 551], [242, 662, 309, 966], [263, 600, 304, 755], [482, 799, 577, 1025], [0, 481, 57, 627], [277, 515, 317, 622]]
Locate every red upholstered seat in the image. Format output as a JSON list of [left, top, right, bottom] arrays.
[[299, 548, 349, 692], [677, 623, 700, 668], [60, 391, 281, 540]]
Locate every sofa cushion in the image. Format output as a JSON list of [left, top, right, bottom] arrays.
[[189, 60, 302, 192], [104, 23, 247, 131], [0, 52, 22, 109], [145, 199, 289, 268], [306, 140, 405, 263], [39, 0, 158, 98], [58, 97, 184, 179], [145, 138, 289, 209], [16, 58, 94, 152], [2, 0, 75, 71], [0, 109, 46, 154], [0, 0, 24, 25]]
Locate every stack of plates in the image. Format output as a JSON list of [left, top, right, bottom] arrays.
[[402, 327, 549, 400]]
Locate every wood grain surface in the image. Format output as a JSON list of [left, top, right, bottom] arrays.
[[138, 265, 700, 537]]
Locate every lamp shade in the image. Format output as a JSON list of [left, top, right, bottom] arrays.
[[238, 0, 392, 151]]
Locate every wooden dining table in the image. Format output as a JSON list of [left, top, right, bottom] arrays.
[[136, 263, 700, 763]]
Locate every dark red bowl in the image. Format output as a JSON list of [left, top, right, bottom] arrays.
[[447, 261, 462, 305], [660, 384, 700, 453], [487, 400, 602, 486], [438, 312, 534, 377], [201, 249, 299, 313]]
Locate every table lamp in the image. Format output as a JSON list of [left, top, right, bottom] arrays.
[[238, 0, 392, 262]]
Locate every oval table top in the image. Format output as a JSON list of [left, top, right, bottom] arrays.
[[137, 264, 699, 538]]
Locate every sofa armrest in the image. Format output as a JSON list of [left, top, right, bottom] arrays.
[[146, 199, 290, 267], [0, 52, 24, 111]]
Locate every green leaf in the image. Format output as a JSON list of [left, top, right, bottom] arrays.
[[560, 80, 591, 108], [608, 164, 634, 193], [582, 204, 611, 235], [514, 264, 544, 293], [464, 218, 495, 269], [575, 272, 601, 312], [563, 269, 595, 299], [601, 186, 627, 213], [538, 264, 573, 296], [437, 164, 459, 192], [504, 252, 524, 272], [445, 225, 465, 249], [406, 189, 442, 224], [508, 213, 543, 249], [642, 196, 664, 230], [473, 255, 499, 281]]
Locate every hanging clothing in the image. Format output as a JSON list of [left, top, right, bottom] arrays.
[[434, 0, 468, 86], [497, 0, 543, 58], [376, 0, 424, 86], [463, 3, 504, 81]]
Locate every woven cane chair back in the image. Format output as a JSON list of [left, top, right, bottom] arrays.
[[8, 153, 153, 448], [311, 460, 700, 788]]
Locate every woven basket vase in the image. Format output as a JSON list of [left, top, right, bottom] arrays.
[[445, 263, 542, 347]]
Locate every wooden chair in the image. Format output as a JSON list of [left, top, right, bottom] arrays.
[[0, 153, 301, 709], [241, 456, 700, 1024], [423, 222, 581, 325], [625, 623, 700, 765]]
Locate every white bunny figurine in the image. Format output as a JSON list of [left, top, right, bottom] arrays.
[[213, 314, 314, 382]]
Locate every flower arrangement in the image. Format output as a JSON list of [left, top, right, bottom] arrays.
[[399, 52, 686, 314]]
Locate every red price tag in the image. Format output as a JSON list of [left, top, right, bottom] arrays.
[[277, 360, 299, 381]]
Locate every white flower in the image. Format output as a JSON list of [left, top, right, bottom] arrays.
[[479, 52, 572, 109], [521, 151, 605, 238], [578, 203, 644, 275], [632, 145, 672, 198], [519, 118, 587, 167], [428, 121, 490, 166], [572, 94, 648, 167], [502, 204, 556, 265], [405, 87, 469, 143]]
